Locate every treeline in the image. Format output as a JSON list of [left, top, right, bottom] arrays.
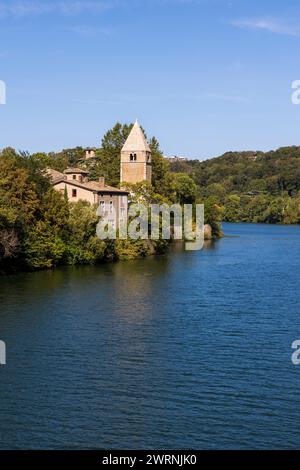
[[170, 146, 300, 224], [0, 123, 223, 273]]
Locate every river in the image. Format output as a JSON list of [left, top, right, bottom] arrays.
[[0, 222, 300, 449]]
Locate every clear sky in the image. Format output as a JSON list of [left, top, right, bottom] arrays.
[[1, 0, 300, 159]]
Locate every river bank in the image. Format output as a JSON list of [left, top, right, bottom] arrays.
[[0, 225, 216, 276]]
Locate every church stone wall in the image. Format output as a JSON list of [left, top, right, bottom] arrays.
[[121, 163, 148, 184], [121, 150, 152, 184]]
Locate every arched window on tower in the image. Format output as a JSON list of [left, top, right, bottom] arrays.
[[130, 153, 137, 161]]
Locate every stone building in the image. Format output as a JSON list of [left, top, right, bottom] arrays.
[[47, 168, 128, 229], [85, 148, 96, 159], [120, 120, 152, 185]]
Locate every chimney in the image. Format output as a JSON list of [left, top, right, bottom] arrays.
[[99, 177, 105, 187], [85, 148, 95, 159]]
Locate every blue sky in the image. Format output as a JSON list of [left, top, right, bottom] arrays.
[[1, 0, 300, 159]]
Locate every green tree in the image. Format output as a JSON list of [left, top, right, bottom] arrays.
[[224, 195, 241, 222], [24, 220, 66, 269], [205, 183, 226, 203], [149, 137, 173, 197], [203, 196, 224, 238], [66, 201, 106, 264], [171, 173, 198, 204], [90, 123, 133, 186]]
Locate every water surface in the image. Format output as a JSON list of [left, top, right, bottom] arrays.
[[0, 223, 300, 449]]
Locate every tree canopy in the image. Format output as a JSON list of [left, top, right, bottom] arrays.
[[170, 146, 300, 225]]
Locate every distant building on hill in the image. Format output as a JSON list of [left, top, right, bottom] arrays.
[[85, 148, 96, 159], [164, 155, 189, 162], [165, 155, 203, 163], [249, 152, 258, 161]]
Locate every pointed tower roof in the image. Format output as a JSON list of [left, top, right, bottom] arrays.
[[122, 120, 151, 152]]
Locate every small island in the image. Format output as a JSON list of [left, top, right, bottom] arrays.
[[0, 121, 222, 274]]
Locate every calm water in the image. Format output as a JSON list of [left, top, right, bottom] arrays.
[[1, 223, 300, 449]]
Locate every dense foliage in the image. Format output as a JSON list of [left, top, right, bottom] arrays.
[[170, 146, 300, 224], [0, 123, 222, 273], [0, 148, 110, 272]]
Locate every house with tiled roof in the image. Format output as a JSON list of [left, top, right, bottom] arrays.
[[47, 167, 128, 229], [47, 120, 152, 229]]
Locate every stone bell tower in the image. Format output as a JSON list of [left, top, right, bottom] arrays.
[[120, 120, 152, 185]]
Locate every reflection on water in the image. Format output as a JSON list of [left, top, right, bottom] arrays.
[[1, 223, 300, 449]]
